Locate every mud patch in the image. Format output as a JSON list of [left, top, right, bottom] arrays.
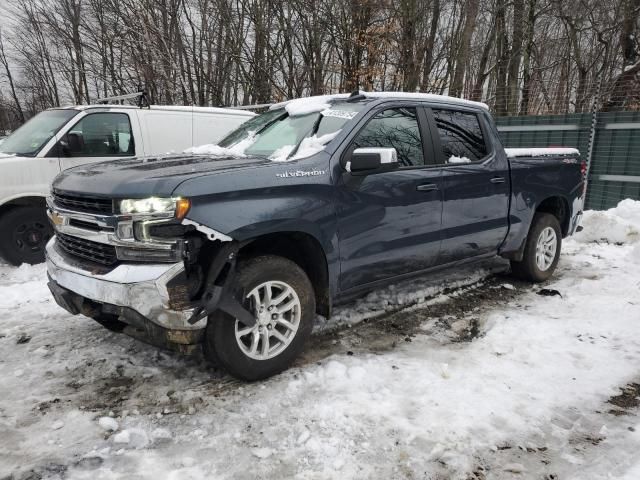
[[608, 382, 640, 416], [302, 274, 531, 364], [4, 461, 68, 480]]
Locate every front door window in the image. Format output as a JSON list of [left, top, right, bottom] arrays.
[[57, 113, 135, 157]]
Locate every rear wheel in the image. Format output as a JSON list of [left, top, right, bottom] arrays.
[[203, 255, 315, 381], [0, 207, 53, 266], [510, 213, 562, 282]]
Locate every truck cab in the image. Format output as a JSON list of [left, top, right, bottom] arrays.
[[0, 104, 253, 265]]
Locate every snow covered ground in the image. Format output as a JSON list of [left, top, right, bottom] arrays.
[[1, 200, 640, 480]]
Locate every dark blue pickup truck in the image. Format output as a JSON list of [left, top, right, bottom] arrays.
[[45, 92, 585, 380]]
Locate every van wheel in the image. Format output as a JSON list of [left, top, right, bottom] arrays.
[[203, 255, 315, 381], [0, 207, 53, 266], [510, 213, 562, 282]]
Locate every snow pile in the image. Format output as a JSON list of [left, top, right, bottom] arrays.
[[184, 132, 257, 157], [505, 147, 580, 158], [270, 131, 340, 162], [448, 155, 471, 164], [286, 101, 331, 117], [270, 93, 351, 113], [184, 144, 245, 157], [268, 144, 295, 162], [98, 417, 119, 432], [113, 428, 150, 449], [574, 199, 640, 245]]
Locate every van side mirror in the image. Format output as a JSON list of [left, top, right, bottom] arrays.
[[346, 147, 398, 174], [58, 139, 71, 157]]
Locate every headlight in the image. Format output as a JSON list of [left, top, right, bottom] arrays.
[[119, 197, 191, 219]]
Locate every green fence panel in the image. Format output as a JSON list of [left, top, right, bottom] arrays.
[[495, 112, 640, 210]]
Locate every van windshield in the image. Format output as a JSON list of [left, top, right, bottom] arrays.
[[0, 109, 79, 157]]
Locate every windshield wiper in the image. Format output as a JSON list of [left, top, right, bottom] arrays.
[[286, 114, 323, 159]]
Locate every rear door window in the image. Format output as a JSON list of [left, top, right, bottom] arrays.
[[431, 109, 487, 164]]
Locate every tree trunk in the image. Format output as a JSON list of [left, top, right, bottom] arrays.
[[450, 0, 480, 97], [507, 0, 524, 114], [519, 0, 536, 115]]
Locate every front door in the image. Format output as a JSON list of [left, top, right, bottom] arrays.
[[54, 112, 137, 172], [335, 106, 444, 292]]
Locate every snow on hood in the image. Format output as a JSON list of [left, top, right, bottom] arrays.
[[185, 144, 246, 157], [183, 132, 257, 157], [574, 199, 640, 245], [505, 147, 580, 157], [269, 131, 340, 162]]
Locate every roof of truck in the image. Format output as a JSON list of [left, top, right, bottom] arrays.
[[270, 91, 489, 112], [53, 104, 255, 117]]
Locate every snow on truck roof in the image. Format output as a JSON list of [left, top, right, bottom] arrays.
[[270, 91, 489, 115]]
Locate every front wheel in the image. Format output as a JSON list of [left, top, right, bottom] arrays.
[[0, 207, 53, 266], [203, 255, 315, 381], [510, 212, 562, 282]]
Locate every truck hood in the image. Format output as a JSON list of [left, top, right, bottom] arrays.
[[53, 154, 273, 198]]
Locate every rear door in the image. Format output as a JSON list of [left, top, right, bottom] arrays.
[[427, 107, 510, 263], [336, 104, 444, 291], [54, 111, 138, 171]]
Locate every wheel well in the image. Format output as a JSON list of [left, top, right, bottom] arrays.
[[536, 196, 569, 237], [238, 232, 331, 318], [0, 196, 46, 216]]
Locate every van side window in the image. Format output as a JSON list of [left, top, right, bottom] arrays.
[[353, 107, 424, 167], [59, 113, 134, 157], [432, 109, 487, 164]]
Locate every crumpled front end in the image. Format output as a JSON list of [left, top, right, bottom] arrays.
[[46, 238, 206, 353], [43, 191, 217, 353]]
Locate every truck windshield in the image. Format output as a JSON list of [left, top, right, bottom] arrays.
[[0, 109, 79, 157], [218, 101, 366, 159]]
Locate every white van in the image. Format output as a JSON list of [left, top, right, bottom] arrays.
[[0, 104, 255, 265]]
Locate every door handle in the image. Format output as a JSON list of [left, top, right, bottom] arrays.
[[416, 183, 439, 192], [490, 176, 506, 184]]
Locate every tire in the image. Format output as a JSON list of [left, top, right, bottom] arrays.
[[203, 255, 315, 381], [0, 207, 53, 266], [510, 212, 562, 282]]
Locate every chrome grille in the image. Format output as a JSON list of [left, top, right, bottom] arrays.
[[56, 233, 118, 266], [53, 192, 113, 215]]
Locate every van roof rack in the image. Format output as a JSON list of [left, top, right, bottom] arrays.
[[96, 90, 150, 108]]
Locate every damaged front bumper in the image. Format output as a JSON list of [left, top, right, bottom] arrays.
[[45, 238, 206, 353]]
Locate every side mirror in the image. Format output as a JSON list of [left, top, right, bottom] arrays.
[[346, 147, 398, 174], [59, 139, 71, 157]]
